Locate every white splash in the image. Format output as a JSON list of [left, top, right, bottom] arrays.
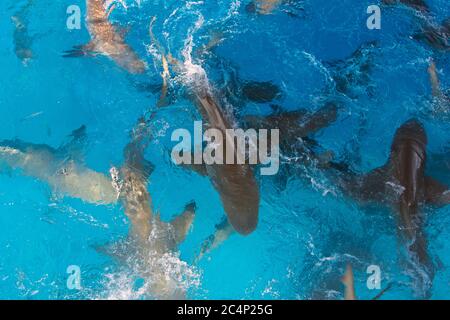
[[109, 166, 123, 200], [0, 147, 20, 155], [97, 250, 201, 299], [178, 14, 209, 90]]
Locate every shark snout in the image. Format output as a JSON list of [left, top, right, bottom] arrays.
[[394, 119, 428, 148], [230, 212, 258, 236]]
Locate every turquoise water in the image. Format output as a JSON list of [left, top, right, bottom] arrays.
[[0, 0, 449, 299]]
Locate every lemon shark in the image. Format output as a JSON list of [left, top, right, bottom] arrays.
[[382, 0, 449, 51], [63, 0, 146, 74], [195, 102, 339, 261], [0, 126, 117, 204], [187, 84, 261, 236], [164, 53, 261, 236], [109, 118, 196, 299], [0, 121, 196, 299], [11, 0, 34, 66], [331, 119, 449, 295]]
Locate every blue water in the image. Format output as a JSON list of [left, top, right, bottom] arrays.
[[0, 0, 449, 299]]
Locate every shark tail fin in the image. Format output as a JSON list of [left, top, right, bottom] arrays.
[[93, 237, 137, 264], [171, 201, 196, 244], [194, 217, 234, 264], [372, 282, 393, 300]]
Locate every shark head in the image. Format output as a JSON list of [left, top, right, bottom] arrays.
[[391, 119, 427, 158], [0, 140, 28, 165], [390, 119, 428, 218]]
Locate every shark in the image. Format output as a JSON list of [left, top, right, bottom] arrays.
[[163, 50, 261, 236], [414, 18, 450, 52], [11, 0, 34, 66], [245, 0, 304, 17], [0, 120, 197, 299], [382, 0, 430, 13], [0, 126, 118, 205], [330, 119, 449, 296], [187, 83, 261, 235], [194, 103, 339, 262], [110, 117, 196, 299], [63, 0, 147, 74], [241, 102, 338, 159]]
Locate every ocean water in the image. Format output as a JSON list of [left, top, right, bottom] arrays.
[[0, 0, 449, 300]]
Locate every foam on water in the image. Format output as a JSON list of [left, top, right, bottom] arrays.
[[96, 243, 201, 299]]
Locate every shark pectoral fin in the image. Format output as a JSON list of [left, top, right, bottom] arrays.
[[300, 102, 338, 135], [357, 166, 390, 202], [252, 108, 312, 128], [62, 42, 96, 58], [425, 176, 450, 207], [241, 114, 268, 129], [241, 81, 282, 103], [337, 164, 387, 203], [171, 201, 196, 244], [93, 238, 135, 264], [183, 163, 208, 176], [316, 150, 335, 168], [194, 217, 235, 264]]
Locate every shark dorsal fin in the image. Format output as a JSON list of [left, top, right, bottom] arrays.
[[58, 125, 88, 163], [335, 163, 390, 203], [242, 102, 337, 138], [194, 217, 234, 263]]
